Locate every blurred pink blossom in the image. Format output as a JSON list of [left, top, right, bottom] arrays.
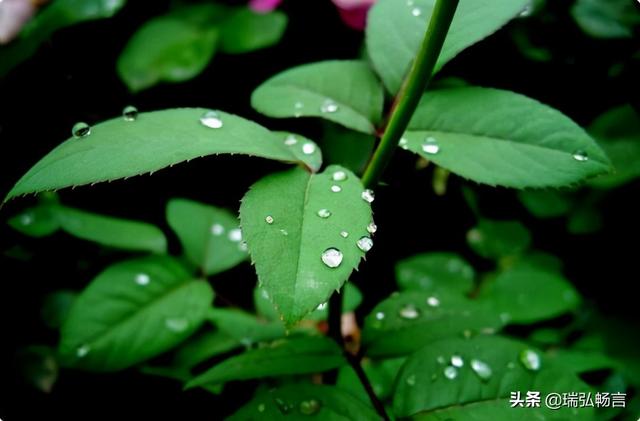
[[248, 0, 283, 13], [0, 0, 37, 44]]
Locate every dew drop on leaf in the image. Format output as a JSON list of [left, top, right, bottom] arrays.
[[302, 143, 316, 155], [299, 399, 321, 415], [294, 101, 304, 117], [165, 317, 189, 332], [436, 356, 446, 365], [367, 222, 377, 234], [274, 398, 292, 415], [331, 185, 342, 193], [134, 273, 150, 286], [321, 248, 343, 268], [284, 135, 298, 146], [72, 122, 91, 138], [443, 366, 458, 380], [340, 231, 349, 238], [122, 105, 138, 121], [406, 374, 417, 386], [375, 311, 385, 320], [426, 296, 440, 307], [399, 137, 409, 149], [572, 150, 589, 162], [210, 223, 225, 236], [361, 189, 375, 203], [519, 349, 541, 371], [257, 403, 266, 413], [332, 170, 347, 181], [76, 344, 91, 358], [357, 236, 373, 252], [411, 7, 422, 17], [19, 213, 34, 225], [317, 209, 332, 218], [451, 355, 464, 367], [398, 304, 420, 320], [470, 359, 492, 381], [228, 228, 242, 242], [421, 137, 440, 155], [265, 215, 274, 224], [199, 111, 223, 129], [320, 99, 338, 113]]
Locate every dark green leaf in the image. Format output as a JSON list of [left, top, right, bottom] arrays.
[[220, 9, 287, 54], [567, 207, 602, 234], [547, 349, 619, 374], [337, 357, 406, 403], [395, 252, 475, 294], [207, 308, 286, 345], [8, 205, 59, 237], [172, 330, 239, 369], [240, 165, 373, 325], [518, 190, 574, 219], [41, 290, 77, 329], [466, 219, 531, 259], [251, 60, 384, 134], [571, 0, 640, 39], [320, 123, 376, 174]]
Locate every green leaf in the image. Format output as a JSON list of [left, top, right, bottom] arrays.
[[466, 219, 531, 259], [366, 0, 529, 94], [403, 87, 611, 188], [567, 206, 602, 234], [186, 336, 344, 388], [117, 16, 218, 92], [518, 190, 574, 219], [546, 349, 619, 374], [571, 0, 640, 39], [588, 105, 640, 189], [320, 123, 376, 174], [477, 267, 581, 324], [172, 330, 239, 369], [59, 256, 213, 371], [166, 198, 247, 276], [207, 308, 286, 345], [362, 291, 503, 357], [8, 205, 59, 237], [239, 165, 373, 325], [220, 9, 287, 54], [41, 290, 77, 329], [274, 132, 323, 173], [337, 357, 406, 403], [0, 0, 126, 76], [251, 60, 384, 134], [228, 383, 380, 420], [6, 108, 314, 201], [395, 252, 475, 294], [394, 335, 593, 419]]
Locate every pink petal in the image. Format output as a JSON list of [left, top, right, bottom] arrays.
[[332, 0, 376, 31], [0, 0, 37, 44], [248, 0, 283, 13]]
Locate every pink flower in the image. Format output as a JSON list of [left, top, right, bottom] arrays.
[[331, 0, 376, 30], [0, 0, 37, 44], [249, 0, 283, 13]]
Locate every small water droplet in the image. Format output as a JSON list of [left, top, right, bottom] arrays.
[[507, 362, 516, 369], [411, 7, 422, 17], [519, 2, 532, 17], [257, 403, 266, 413], [316, 302, 328, 311], [299, 399, 321, 415], [238, 241, 248, 252], [443, 366, 458, 380], [451, 355, 464, 367], [407, 0, 414, 6], [76, 344, 91, 358], [572, 150, 589, 162], [332, 170, 347, 181], [406, 374, 416, 386], [72, 122, 91, 138], [436, 356, 446, 365], [317, 209, 332, 218], [421, 137, 440, 154], [500, 312, 511, 323], [294, 101, 304, 117], [122, 105, 138, 121], [165, 317, 189, 332], [135, 273, 150, 286], [274, 398, 291, 415], [470, 359, 492, 381], [200, 111, 223, 129], [399, 304, 420, 320], [519, 349, 541, 371], [399, 137, 409, 149], [302, 143, 316, 155], [280, 229, 288, 236], [331, 185, 342, 193], [321, 248, 343, 268], [265, 215, 274, 224], [210, 223, 225, 236], [361, 189, 375, 203], [340, 231, 349, 238], [228, 228, 242, 242], [357, 236, 373, 252], [320, 99, 338, 113], [367, 222, 377, 234], [462, 329, 473, 339], [284, 135, 298, 146], [426, 296, 440, 307], [375, 311, 385, 320], [19, 213, 34, 225]]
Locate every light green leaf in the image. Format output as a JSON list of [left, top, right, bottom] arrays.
[[207, 308, 286, 345], [274, 132, 323, 173], [362, 291, 503, 357], [240, 165, 373, 325], [166, 198, 247, 275], [395, 252, 475, 294], [228, 383, 380, 420], [366, 0, 529, 93], [251, 60, 384, 134], [466, 219, 531, 259], [477, 267, 581, 324], [518, 190, 574, 219], [6, 108, 314, 202], [571, 0, 640, 39], [172, 330, 239, 369], [186, 336, 344, 388], [394, 336, 593, 419], [59, 256, 213, 371], [403, 87, 610, 188], [220, 9, 287, 54], [0, 0, 126, 76]]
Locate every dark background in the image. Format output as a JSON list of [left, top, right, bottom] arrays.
[[1, 0, 639, 419]]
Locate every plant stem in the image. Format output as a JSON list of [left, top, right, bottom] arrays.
[[361, 0, 460, 188], [345, 352, 390, 421], [327, 292, 344, 347]]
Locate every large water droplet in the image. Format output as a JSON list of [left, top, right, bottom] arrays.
[[367, 222, 377, 234], [426, 296, 440, 307], [317, 209, 332, 218], [211, 223, 225, 236], [340, 231, 349, 238], [399, 304, 420, 320], [421, 137, 440, 155], [572, 150, 589, 162], [331, 185, 342, 193], [321, 248, 343, 268], [411, 7, 422, 17], [299, 399, 321, 415], [135, 273, 150, 286], [265, 215, 274, 224], [361, 189, 375, 203], [519, 349, 541, 371], [122, 105, 138, 121], [405, 374, 416, 386], [357, 236, 373, 252], [76, 344, 91, 358], [332, 170, 347, 181], [320, 99, 338, 113], [165, 317, 189, 332], [200, 111, 223, 129], [470, 359, 492, 381], [451, 355, 464, 367], [72, 122, 91, 138], [284, 135, 298, 146], [228, 228, 242, 242], [302, 143, 316, 155], [443, 366, 458, 380]]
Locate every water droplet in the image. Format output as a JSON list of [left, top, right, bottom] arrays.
[[76, 344, 91, 358], [165, 317, 189, 332], [228, 228, 242, 242], [436, 356, 446, 365], [200, 111, 223, 129], [499, 312, 511, 323], [284, 135, 298, 146], [361, 189, 375, 203], [331, 185, 342, 193], [274, 398, 292, 415], [443, 366, 458, 380], [399, 137, 409, 149], [462, 329, 473, 339], [122, 105, 138, 121], [375, 311, 385, 320], [316, 302, 328, 311], [519, 2, 532, 17], [257, 403, 266, 413], [317, 209, 332, 218], [280, 229, 288, 236], [357, 236, 373, 252], [421, 137, 440, 154], [294, 101, 304, 117], [426, 296, 440, 307], [302, 143, 316, 155], [519, 349, 541, 371], [238, 241, 248, 252], [320, 99, 338, 113], [135, 273, 150, 286], [265, 215, 274, 224], [507, 362, 516, 369], [411, 7, 422, 17], [210, 223, 225, 236], [332, 170, 347, 181], [19, 213, 34, 226], [72, 122, 91, 138], [407, 0, 414, 6], [572, 150, 589, 162], [406, 374, 416, 386], [299, 399, 321, 415], [470, 359, 492, 381], [399, 304, 420, 320], [451, 355, 464, 367], [367, 222, 377, 234], [340, 231, 349, 238], [321, 248, 343, 268]]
